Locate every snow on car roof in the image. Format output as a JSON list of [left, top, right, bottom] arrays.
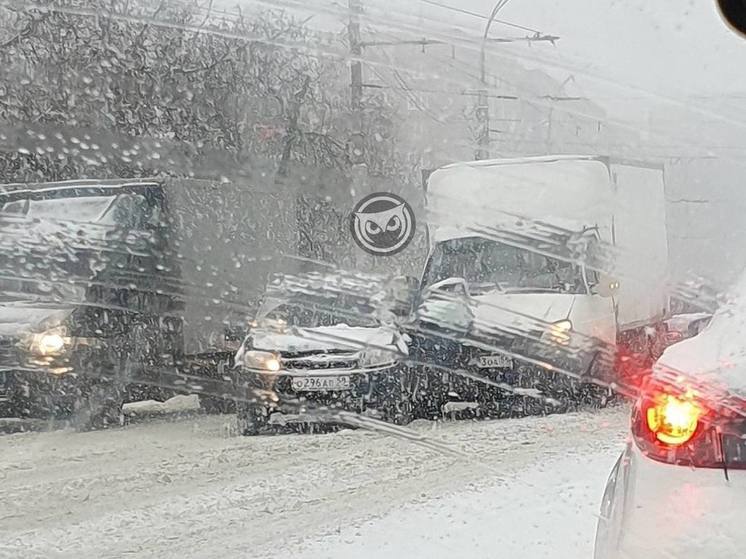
[[657, 271, 746, 396], [251, 324, 395, 353]]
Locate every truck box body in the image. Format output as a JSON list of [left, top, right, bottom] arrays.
[[608, 160, 669, 330], [425, 155, 669, 335], [164, 178, 300, 355]]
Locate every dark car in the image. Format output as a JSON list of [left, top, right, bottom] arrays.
[[233, 275, 414, 435], [0, 180, 184, 428]]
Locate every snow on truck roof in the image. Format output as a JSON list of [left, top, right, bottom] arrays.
[[0, 179, 161, 198], [436, 154, 664, 172], [426, 156, 616, 243], [436, 154, 605, 170]]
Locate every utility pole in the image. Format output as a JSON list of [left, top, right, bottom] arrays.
[[347, 0, 367, 191], [349, 0, 363, 120], [347, 0, 372, 269]]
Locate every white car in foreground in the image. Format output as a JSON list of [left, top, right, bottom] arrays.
[[595, 281, 746, 558]]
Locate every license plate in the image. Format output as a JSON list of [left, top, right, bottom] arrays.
[[477, 355, 513, 369], [291, 375, 351, 392]]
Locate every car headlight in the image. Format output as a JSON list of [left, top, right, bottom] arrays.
[[543, 319, 573, 346], [241, 349, 281, 372], [31, 327, 70, 356], [358, 346, 398, 367]]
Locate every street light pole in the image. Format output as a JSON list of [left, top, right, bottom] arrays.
[[480, 0, 511, 83], [476, 0, 510, 160]]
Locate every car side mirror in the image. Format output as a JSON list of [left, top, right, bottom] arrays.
[[688, 316, 712, 337], [594, 274, 620, 298]]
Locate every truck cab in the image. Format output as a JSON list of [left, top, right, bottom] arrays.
[[0, 180, 184, 427]]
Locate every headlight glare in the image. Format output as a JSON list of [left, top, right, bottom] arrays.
[[31, 327, 70, 356], [543, 319, 573, 346], [38, 333, 65, 354], [242, 350, 281, 371]]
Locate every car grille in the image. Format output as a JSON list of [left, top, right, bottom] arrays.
[[281, 351, 359, 371]]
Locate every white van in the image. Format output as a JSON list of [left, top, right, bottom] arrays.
[[409, 155, 669, 416]]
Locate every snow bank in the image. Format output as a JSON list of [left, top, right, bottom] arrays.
[[123, 394, 200, 416]]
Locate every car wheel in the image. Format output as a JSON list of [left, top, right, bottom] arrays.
[[236, 401, 269, 436], [581, 354, 616, 409], [381, 394, 414, 426], [377, 367, 416, 426]]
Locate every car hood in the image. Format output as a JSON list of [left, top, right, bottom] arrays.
[[250, 324, 397, 354], [0, 304, 74, 337], [418, 292, 575, 334], [656, 309, 746, 398]]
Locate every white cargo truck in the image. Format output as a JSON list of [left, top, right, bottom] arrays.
[[408, 155, 669, 416]]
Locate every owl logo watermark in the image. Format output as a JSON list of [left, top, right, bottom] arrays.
[[350, 192, 416, 256]]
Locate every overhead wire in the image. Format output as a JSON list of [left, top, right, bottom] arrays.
[[4, 0, 745, 164], [417, 0, 540, 34]]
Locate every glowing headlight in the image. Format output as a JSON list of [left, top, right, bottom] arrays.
[[358, 346, 398, 367], [38, 333, 65, 354], [31, 327, 69, 356], [543, 319, 573, 346], [242, 350, 281, 372]]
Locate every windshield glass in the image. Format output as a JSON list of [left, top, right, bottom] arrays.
[[1, 191, 156, 227], [423, 236, 588, 294], [260, 301, 379, 329], [0, 1, 743, 558]]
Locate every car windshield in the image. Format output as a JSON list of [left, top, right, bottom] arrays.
[[1, 1, 743, 557], [0, 190, 163, 301], [423, 236, 588, 294], [1, 191, 157, 227]]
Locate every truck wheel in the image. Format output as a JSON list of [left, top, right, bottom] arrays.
[[580, 352, 619, 409], [73, 353, 131, 431], [578, 383, 614, 409], [74, 382, 125, 431], [199, 395, 235, 415], [236, 401, 269, 436]]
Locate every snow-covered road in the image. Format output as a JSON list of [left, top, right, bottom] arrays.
[[0, 405, 628, 559]]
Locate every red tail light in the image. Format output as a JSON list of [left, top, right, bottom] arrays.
[[632, 379, 746, 470], [644, 392, 702, 446]]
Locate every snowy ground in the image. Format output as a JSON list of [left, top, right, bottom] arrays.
[[0, 403, 628, 559]]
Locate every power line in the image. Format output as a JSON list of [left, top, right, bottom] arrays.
[[359, 34, 558, 48], [418, 0, 541, 34], [361, 82, 521, 100]]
